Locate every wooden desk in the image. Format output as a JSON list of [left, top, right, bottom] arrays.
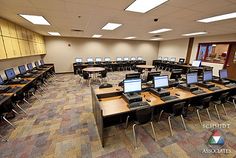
[[91, 82, 236, 147], [136, 65, 155, 69], [83, 67, 105, 72]]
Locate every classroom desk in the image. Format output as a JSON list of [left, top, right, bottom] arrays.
[[91, 82, 236, 147]]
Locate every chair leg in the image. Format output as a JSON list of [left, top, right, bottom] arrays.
[[168, 116, 173, 136], [0, 134, 8, 142], [132, 124, 137, 149], [150, 122, 157, 142], [206, 108, 212, 121], [12, 109, 19, 115], [233, 99, 236, 109], [221, 104, 228, 117], [2, 116, 15, 129], [15, 103, 27, 115], [158, 110, 164, 122], [196, 109, 202, 125], [125, 116, 129, 128], [214, 104, 221, 120], [181, 115, 187, 131], [23, 98, 30, 106], [31, 92, 41, 102]]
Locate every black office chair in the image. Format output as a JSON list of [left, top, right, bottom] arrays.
[[82, 71, 91, 86], [0, 102, 16, 130], [158, 102, 187, 136], [191, 96, 212, 125], [98, 70, 107, 83], [126, 107, 157, 148], [212, 92, 229, 120], [230, 95, 236, 109]]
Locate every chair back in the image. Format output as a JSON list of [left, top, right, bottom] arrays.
[[83, 71, 89, 79], [201, 96, 212, 108], [101, 70, 107, 78], [220, 92, 229, 103], [135, 107, 152, 124], [172, 102, 185, 116]]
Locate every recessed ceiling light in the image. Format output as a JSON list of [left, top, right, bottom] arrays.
[[125, 0, 168, 13], [182, 32, 207, 36], [19, 14, 50, 25], [102, 23, 122, 30], [125, 36, 136, 39], [149, 28, 172, 34], [92, 34, 102, 38], [197, 12, 236, 23], [150, 38, 163, 41], [48, 32, 61, 36]]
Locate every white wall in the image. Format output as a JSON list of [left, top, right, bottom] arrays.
[[158, 38, 189, 60], [44, 37, 159, 73]]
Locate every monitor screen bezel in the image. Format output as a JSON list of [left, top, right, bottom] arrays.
[[116, 57, 122, 61], [5, 68, 16, 80], [27, 63, 33, 71], [75, 58, 83, 63], [219, 69, 228, 79], [18, 65, 27, 74], [203, 71, 213, 82], [104, 57, 111, 61], [123, 78, 142, 93], [186, 72, 198, 85], [192, 60, 201, 67], [153, 75, 169, 89]]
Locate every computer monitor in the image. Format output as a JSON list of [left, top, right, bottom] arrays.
[[87, 58, 94, 62], [130, 57, 136, 61], [170, 69, 182, 81], [137, 57, 143, 60], [116, 57, 122, 61], [124, 79, 142, 93], [35, 61, 40, 68], [158, 57, 162, 60], [147, 71, 161, 82], [18, 65, 27, 74], [154, 75, 169, 89], [5, 68, 16, 80], [75, 58, 82, 63], [126, 73, 141, 79], [170, 57, 176, 62], [0, 76, 4, 85], [192, 60, 201, 67], [186, 73, 198, 85], [104, 57, 111, 61], [95, 57, 102, 62], [27, 63, 33, 71], [123, 57, 129, 61], [40, 60, 45, 65], [203, 71, 213, 82], [163, 57, 169, 61], [219, 69, 228, 79], [179, 58, 185, 63]]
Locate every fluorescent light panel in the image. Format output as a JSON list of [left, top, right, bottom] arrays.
[[125, 0, 168, 13], [102, 23, 122, 30], [198, 12, 236, 23], [149, 28, 172, 34], [182, 32, 207, 36], [48, 32, 60, 36], [92, 34, 102, 38], [19, 14, 50, 25], [150, 38, 163, 40], [125, 36, 136, 39]]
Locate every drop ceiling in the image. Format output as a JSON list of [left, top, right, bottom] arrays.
[[0, 0, 236, 41]]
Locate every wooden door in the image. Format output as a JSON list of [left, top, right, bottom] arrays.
[[0, 36, 7, 59], [226, 43, 236, 80]]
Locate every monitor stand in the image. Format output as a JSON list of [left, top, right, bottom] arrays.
[[178, 83, 198, 92], [122, 92, 142, 104], [150, 88, 170, 97], [212, 78, 230, 85], [197, 81, 215, 88]]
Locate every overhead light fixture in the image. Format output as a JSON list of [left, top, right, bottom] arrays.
[[149, 28, 172, 34], [48, 32, 61, 36], [19, 14, 50, 25], [125, 0, 168, 13], [150, 38, 163, 41], [102, 23, 122, 30], [92, 34, 102, 38], [182, 32, 207, 36], [125, 36, 136, 39], [198, 12, 236, 23]]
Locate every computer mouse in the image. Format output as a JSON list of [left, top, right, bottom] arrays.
[[175, 93, 180, 96], [146, 98, 151, 102]]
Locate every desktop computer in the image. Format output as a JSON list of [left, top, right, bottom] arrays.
[[197, 71, 215, 88], [18, 65, 33, 77], [122, 79, 142, 104], [179, 73, 199, 92], [125, 73, 141, 80], [150, 76, 170, 97], [192, 60, 201, 67], [146, 71, 161, 83]]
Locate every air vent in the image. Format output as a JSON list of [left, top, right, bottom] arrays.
[[152, 35, 161, 38], [71, 29, 84, 32]]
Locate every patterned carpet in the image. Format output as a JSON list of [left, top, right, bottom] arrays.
[[0, 71, 236, 158]]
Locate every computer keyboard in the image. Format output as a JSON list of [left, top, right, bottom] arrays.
[[6, 87, 20, 93], [192, 90, 206, 95], [225, 83, 236, 88], [0, 95, 5, 100], [209, 86, 221, 91], [161, 95, 179, 102], [8, 79, 28, 84], [0, 85, 11, 93], [128, 101, 150, 110]]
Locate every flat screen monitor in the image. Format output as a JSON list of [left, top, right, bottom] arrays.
[[137, 57, 143, 60], [27, 63, 33, 71], [5, 68, 16, 80], [147, 71, 161, 82], [192, 60, 201, 67], [163, 57, 169, 61], [95, 57, 102, 62], [18, 65, 27, 74], [104, 57, 111, 61], [170, 57, 176, 62], [0, 76, 4, 85], [126, 73, 140, 79], [40, 60, 45, 65], [158, 57, 162, 60], [116, 57, 122, 61], [123, 57, 129, 61], [170, 69, 182, 81], [124, 79, 142, 93], [154, 75, 169, 89], [219, 69, 228, 79], [203, 71, 213, 82], [186, 73, 198, 85], [75, 58, 82, 63], [131, 57, 136, 61], [87, 58, 94, 62], [179, 58, 185, 63], [35, 61, 40, 68]]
